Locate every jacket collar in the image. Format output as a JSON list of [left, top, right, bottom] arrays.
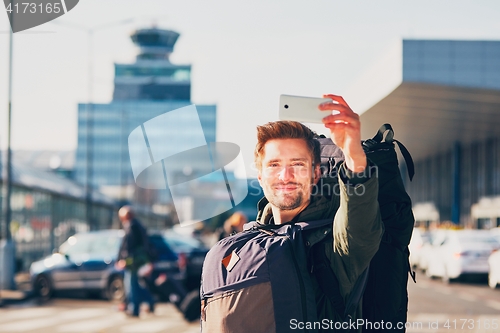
[[256, 194, 330, 225]]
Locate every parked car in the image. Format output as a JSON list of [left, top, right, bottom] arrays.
[[425, 229, 500, 283], [487, 228, 500, 289], [414, 229, 444, 273], [163, 230, 209, 291], [30, 230, 180, 301], [409, 228, 431, 269], [488, 249, 500, 289]]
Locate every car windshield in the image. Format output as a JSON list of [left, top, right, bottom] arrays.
[[58, 233, 122, 257], [59, 235, 90, 256], [88, 235, 122, 256], [149, 235, 174, 253]]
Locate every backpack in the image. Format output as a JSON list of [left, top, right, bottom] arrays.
[[315, 123, 415, 332], [200, 219, 366, 333]]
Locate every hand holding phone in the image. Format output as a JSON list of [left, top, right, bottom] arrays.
[[278, 94, 336, 123]]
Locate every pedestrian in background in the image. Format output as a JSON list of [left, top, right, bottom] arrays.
[[115, 206, 155, 317], [217, 211, 248, 241]]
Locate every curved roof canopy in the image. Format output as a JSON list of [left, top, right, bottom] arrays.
[[360, 82, 500, 161]]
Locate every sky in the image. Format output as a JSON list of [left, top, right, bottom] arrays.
[[1, 0, 500, 178]]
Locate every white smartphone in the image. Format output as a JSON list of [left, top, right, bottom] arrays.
[[279, 94, 332, 123]]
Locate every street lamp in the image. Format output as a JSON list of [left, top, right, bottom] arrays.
[[0, 0, 16, 294], [51, 18, 134, 228]]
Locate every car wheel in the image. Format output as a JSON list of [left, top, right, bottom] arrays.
[[34, 275, 53, 300], [488, 273, 498, 289], [180, 290, 201, 322], [107, 275, 125, 302], [442, 269, 458, 284], [425, 267, 436, 279]]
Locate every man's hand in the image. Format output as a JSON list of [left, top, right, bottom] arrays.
[[319, 94, 367, 173], [115, 259, 126, 270]]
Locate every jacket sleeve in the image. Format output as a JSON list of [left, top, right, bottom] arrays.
[[330, 161, 383, 298]]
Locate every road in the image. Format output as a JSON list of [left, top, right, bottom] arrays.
[[406, 273, 500, 333], [1, 274, 500, 333], [0, 298, 199, 333]]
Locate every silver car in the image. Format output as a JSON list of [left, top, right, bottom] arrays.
[[30, 230, 180, 301], [425, 229, 500, 283]]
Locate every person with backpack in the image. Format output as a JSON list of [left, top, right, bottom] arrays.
[[116, 206, 156, 317], [217, 211, 248, 241], [201, 94, 384, 332]]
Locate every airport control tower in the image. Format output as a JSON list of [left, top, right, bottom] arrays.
[[75, 27, 216, 198], [113, 28, 191, 101]]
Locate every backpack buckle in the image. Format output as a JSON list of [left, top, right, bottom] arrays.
[[362, 139, 378, 150]]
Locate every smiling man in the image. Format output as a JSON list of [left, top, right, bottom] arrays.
[[256, 137, 320, 224], [255, 95, 382, 329], [201, 94, 383, 332]]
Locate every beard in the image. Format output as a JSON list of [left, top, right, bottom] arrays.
[[266, 182, 307, 211]]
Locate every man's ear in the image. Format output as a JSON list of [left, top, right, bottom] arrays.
[[312, 164, 321, 185]]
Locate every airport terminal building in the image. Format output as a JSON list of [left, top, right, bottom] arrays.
[[74, 28, 217, 205], [354, 39, 500, 229]]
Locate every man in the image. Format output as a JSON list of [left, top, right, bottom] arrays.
[[116, 206, 155, 317], [217, 211, 248, 241], [253, 94, 383, 328]]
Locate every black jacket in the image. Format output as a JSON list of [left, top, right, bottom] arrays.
[[118, 218, 150, 270]]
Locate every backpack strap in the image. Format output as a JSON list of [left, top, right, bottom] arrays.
[[308, 228, 370, 321], [344, 267, 370, 319], [310, 242, 346, 318], [363, 123, 415, 181]]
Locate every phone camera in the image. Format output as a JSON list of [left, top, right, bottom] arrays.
[[284, 104, 289, 109]]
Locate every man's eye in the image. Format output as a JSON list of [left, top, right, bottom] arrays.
[[268, 163, 279, 168]]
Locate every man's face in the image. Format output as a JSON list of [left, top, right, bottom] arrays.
[[258, 138, 319, 211]]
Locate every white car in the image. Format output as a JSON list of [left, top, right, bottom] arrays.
[[488, 250, 500, 289], [409, 228, 432, 269], [417, 229, 446, 272], [425, 229, 500, 283], [487, 228, 500, 289]]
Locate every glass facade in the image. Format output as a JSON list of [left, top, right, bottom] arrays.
[[401, 40, 500, 228], [115, 65, 191, 80], [3, 177, 173, 271], [403, 40, 500, 90], [406, 137, 500, 229], [0, 161, 118, 271], [75, 102, 216, 191], [75, 28, 217, 205]]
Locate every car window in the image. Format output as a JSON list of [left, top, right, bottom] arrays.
[[149, 235, 177, 261], [431, 232, 446, 246], [149, 235, 171, 252], [163, 232, 206, 252], [88, 235, 122, 257], [59, 235, 91, 256]]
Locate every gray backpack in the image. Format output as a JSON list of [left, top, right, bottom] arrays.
[[200, 219, 367, 332]]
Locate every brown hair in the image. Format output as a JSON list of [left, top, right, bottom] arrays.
[[254, 120, 320, 170], [224, 211, 248, 233]]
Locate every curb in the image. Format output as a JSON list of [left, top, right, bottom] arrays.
[[0, 290, 34, 307]]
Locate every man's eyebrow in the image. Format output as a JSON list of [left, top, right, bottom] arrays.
[[265, 158, 308, 164]]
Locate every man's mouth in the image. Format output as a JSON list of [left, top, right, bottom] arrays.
[[274, 183, 300, 191]]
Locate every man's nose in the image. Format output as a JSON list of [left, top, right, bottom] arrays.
[[277, 166, 294, 181]]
